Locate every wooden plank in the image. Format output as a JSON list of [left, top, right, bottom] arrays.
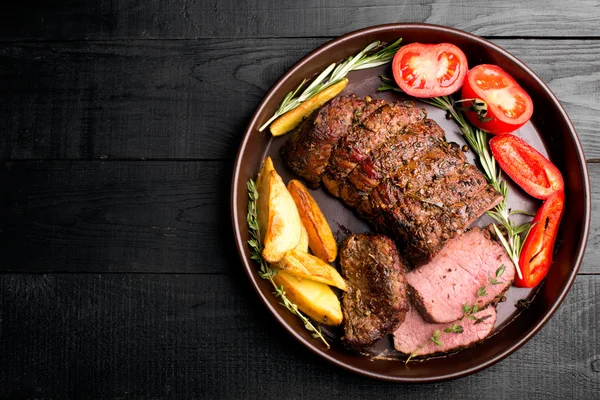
[[0, 39, 288, 160], [2, 39, 599, 160], [0, 273, 598, 398], [1, 0, 600, 40], [1, 160, 597, 274], [0, 161, 233, 273]]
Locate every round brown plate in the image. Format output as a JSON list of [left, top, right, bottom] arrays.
[[230, 24, 590, 382]]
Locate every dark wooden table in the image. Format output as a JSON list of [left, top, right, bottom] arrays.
[[1, 1, 599, 398]]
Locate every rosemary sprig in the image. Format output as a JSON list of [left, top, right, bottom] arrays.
[[419, 95, 532, 280], [258, 38, 403, 132], [378, 76, 532, 279], [247, 179, 330, 348], [405, 264, 506, 363]]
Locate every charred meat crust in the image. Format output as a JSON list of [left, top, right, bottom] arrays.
[[281, 94, 503, 266], [281, 96, 385, 188], [323, 101, 425, 198], [339, 234, 410, 353], [369, 163, 503, 266]]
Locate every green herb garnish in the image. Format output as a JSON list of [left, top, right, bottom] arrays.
[[259, 38, 403, 132], [488, 264, 506, 285], [444, 324, 464, 334], [406, 264, 506, 362], [430, 330, 443, 346], [247, 179, 330, 348], [477, 286, 488, 297], [378, 76, 532, 280]]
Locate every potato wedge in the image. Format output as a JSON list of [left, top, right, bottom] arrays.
[[276, 249, 347, 291], [256, 157, 302, 263], [269, 78, 349, 137], [297, 224, 309, 253], [273, 270, 343, 326], [287, 179, 338, 262]]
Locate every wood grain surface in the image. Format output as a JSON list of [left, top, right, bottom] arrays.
[[2, 39, 599, 160], [0, 161, 234, 273], [1, 0, 599, 398], [1, 160, 599, 275], [2, 0, 600, 39], [0, 273, 598, 398]]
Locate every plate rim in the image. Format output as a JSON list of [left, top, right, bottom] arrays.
[[230, 23, 591, 382]]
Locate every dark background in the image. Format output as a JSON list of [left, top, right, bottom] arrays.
[[1, 1, 599, 399]]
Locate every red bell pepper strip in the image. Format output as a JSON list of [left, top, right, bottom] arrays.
[[515, 190, 565, 288], [489, 135, 564, 200]]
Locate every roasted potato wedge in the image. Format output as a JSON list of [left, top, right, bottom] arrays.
[[256, 157, 302, 263], [287, 179, 338, 262], [270, 78, 348, 137], [276, 249, 347, 291], [297, 225, 309, 253], [273, 270, 343, 326]]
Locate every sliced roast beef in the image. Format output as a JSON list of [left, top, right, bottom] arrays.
[[281, 95, 383, 187], [357, 139, 466, 220], [336, 119, 446, 208], [281, 94, 503, 265], [339, 233, 410, 353], [407, 227, 515, 324], [322, 101, 424, 197], [348, 119, 447, 195], [369, 163, 503, 265], [393, 305, 497, 357]]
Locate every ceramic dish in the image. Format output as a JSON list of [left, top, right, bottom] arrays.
[[231, 24, 590, 382]]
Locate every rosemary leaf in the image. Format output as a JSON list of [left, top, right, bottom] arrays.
[[378, 77, 534, 279], [259, 39, 403, 132]]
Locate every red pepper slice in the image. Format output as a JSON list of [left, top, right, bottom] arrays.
[[489, 135, 564, 200], [515, 190, 565, 288]]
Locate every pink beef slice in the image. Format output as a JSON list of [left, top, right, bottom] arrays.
[[406, 227, 515, 324], [393, 305, 497, 356]]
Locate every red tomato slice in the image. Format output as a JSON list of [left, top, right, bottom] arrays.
[[461, 64, 534, 134], [392, 43, 468, 98], [490, 135, 564, 200], [515, 190, 564, 288]]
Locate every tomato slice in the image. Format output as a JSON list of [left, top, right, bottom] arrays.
[[461, 64, 533, 134], [515, 190, 564, 288], [490, 135, 564, 200], [392, 43, 468, 98]]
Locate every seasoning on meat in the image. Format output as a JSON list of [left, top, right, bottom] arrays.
[[281, 95, 503, 265], [339, 234, 410, 353], [407, 227, 515, 324], [393, 305, 497, 357]]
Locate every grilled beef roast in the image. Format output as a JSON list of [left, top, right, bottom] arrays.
[[369, 164, 503, 265], [342, 119, 447, 207], [339, 234, 410, 352], [281, 95, 385, 188], [393, 305, 497, 357], [281, 95, 502, 265], [407, 227, 515, 324], [322, 101, 424, 197]]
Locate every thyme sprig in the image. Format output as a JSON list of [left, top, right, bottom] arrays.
[[406, 265, 506, 363], [259, 38, 403, 132], [378, 76, 532, 279], [247, 179, 330, 348]]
